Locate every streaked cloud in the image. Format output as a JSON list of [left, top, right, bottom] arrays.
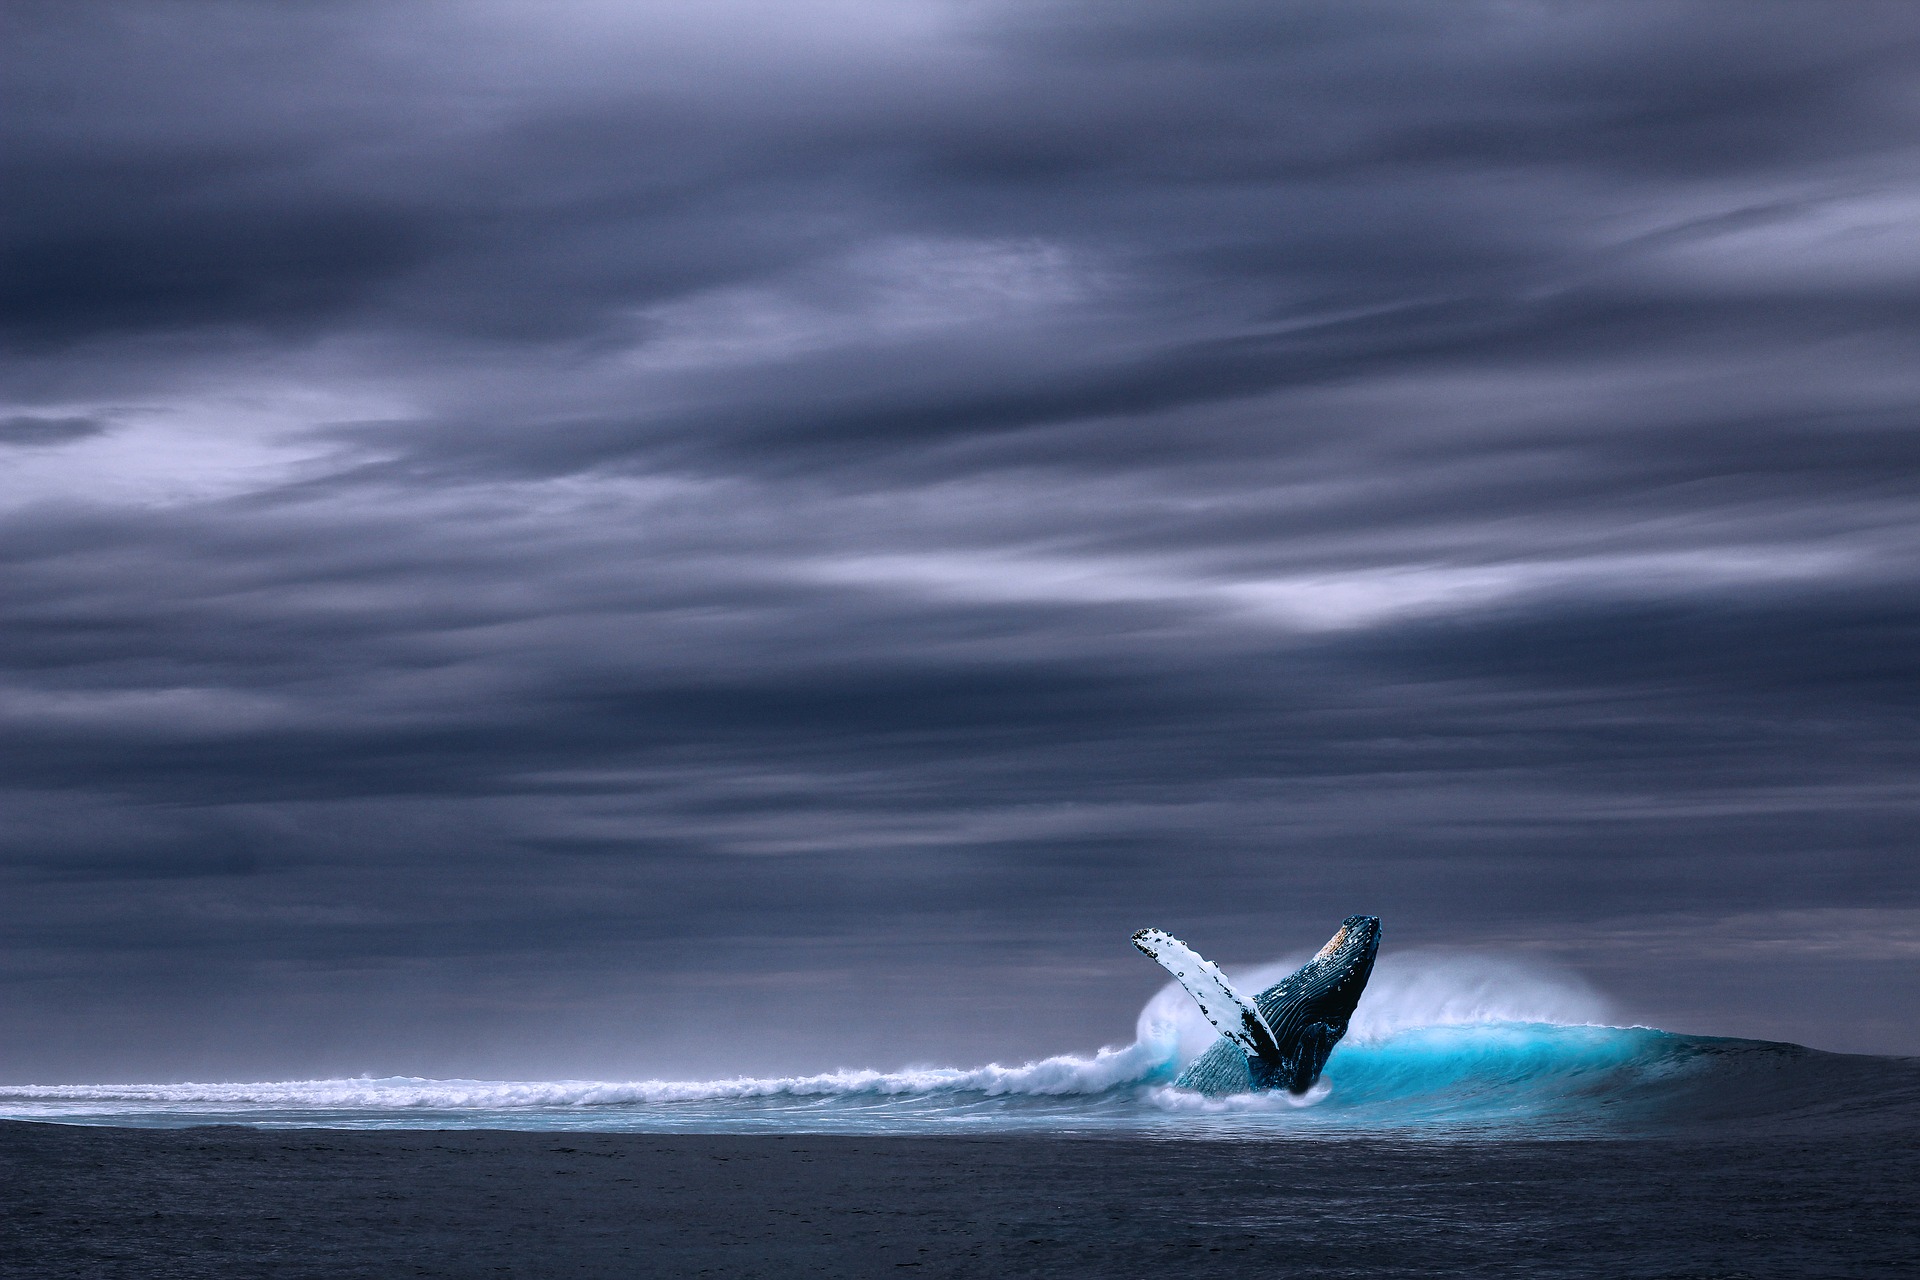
[[2, 0, 1917, 1076]]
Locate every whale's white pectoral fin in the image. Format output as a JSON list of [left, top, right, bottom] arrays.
[[1132, 928, 1281, 1066]]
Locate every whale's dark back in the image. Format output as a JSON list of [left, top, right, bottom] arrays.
[[1174, 915, 1380, 1095]]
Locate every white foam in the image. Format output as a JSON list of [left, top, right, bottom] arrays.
[[0, 1037, 1175, 1111], [1146, 1079, 1331, 1114]]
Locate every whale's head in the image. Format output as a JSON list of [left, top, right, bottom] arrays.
[[1289, 914, 1381, 1028]]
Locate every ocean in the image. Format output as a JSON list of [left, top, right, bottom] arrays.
[[4, 952, 1915, 1276]]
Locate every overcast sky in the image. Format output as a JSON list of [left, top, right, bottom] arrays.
[[4, 0, 1918, 1080]]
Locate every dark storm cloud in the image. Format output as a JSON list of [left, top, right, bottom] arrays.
[[0, 414, 106, 445], [3, 0, 1919, 1078]]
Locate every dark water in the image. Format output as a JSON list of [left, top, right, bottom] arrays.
[[2, 1122, 1914, 1278]]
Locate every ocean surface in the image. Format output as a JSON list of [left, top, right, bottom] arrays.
[[6, 954, 1918, 1276], [5, 951, 1916, 1140]]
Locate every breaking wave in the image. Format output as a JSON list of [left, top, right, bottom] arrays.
[[5, 950, 1912, 1136], [1, 1039, 1167, 1111]]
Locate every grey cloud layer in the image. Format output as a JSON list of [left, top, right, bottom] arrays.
[[3, 0, 1918, 1077]]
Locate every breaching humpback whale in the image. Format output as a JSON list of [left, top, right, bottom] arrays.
[[1133, 916, 1380, 1095]]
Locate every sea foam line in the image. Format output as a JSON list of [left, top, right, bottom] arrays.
[[0, 1038, 1174, 1109]]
